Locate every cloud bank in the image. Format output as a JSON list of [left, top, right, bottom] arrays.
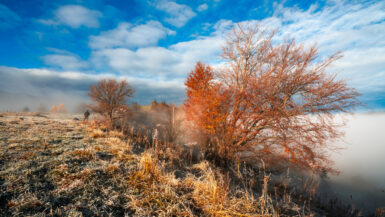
[[0, 66, 184, 111]]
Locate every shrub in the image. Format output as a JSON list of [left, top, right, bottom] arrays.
[[88, 79, 135, 128], [184, 24, 360, 173]]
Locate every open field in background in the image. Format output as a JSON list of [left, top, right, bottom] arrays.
[[0, 112, 383, 216]]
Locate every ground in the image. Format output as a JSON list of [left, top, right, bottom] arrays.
[[0, 112, 370, 217], [0, 113, 137, 216]]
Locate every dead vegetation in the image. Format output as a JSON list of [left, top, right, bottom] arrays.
[[0, 113, 369, 216], [184, 24, 360, 171]]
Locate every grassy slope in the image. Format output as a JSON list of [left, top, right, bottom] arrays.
[[0, 113, 351, 217]]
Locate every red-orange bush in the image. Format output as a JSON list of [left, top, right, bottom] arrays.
[[57, 104, 67, 113], [184, 24, 360, 172], [50, 105, 57, 113], [184, 62, 230, 157]]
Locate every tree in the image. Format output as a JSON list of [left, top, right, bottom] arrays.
[[50, 105, 57, 113], [88, 79, 135, 126], [184, 24, 360, 172], [184, 62, 230, 155], [22, 106, 30, 112], [58, 104, 67, 113]]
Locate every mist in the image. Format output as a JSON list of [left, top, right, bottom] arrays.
[[319, 112, 385, 212], [0, 66, 185, 112]]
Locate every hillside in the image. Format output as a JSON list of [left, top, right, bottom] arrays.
[[0, 113, 371, 216]]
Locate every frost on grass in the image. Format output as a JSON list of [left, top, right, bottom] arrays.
[[0, 113, 361, 216]]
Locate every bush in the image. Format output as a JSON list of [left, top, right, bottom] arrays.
[[184, 24, 360, 173], [88, 79, 135, 128]]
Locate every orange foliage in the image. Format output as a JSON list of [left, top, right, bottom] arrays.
[[184, 62, 230, 156], [50, 105, 57, 113], [184, 24, 360, 172], [58, 104, 67, 113]]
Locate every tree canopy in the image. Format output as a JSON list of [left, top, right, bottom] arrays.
[[88, 79, 135, 125], [184, 24, 360, 172]]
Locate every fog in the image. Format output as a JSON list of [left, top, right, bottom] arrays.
[[0, 66, 185, 112], [319, 112, 385, 212]]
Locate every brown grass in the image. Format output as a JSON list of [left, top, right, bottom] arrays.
[[0, 112, 364, 216], [90, 128, 104, 138]]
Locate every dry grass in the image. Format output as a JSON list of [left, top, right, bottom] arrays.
[[0, 112, 364, 216], [89, 128, 104, 138], [126, 152, 194, 216], [185, 161, 277, 217]]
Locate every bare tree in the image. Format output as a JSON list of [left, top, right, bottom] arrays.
[[184, 24, 360, 172], [88, 79, 135, 126], [22, 106, 30, 112]]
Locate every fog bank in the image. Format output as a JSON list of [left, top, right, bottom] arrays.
[[320, 112, 385, 212]]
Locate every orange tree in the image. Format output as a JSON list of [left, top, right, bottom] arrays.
[[184, 25, 360, 172], [184, 62, 230, 157]]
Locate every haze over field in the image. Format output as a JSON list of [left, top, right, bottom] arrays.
[[325, 113, 385, 211]]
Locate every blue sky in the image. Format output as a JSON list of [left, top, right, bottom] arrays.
[[0, 0, 384, 111]]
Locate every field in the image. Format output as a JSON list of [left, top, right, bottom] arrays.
[[0, 112, 376, 216]]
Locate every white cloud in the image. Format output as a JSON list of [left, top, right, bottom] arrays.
[[154, 0, 196, 27], [92, 47, 180, 77], [19, 0, 384, 108], [197, 3, 208, 12], [89, 21, 175, 49], [43, 54, 88, 70], [253, 1, 385, 95], [90, 0, 385, 100], [169, 34, 225, 67], [91, 26, 227, 78], [263, 1, 385, 54], [39, 5, 102, 28]]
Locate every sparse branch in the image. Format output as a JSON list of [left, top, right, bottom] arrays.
[[184, 24, 360, 172], [88, 79, 135, 127]]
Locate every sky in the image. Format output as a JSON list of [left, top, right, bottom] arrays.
[[0, 0, 385, 111]]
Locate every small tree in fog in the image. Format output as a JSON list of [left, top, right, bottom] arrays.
[[88, 79, 135, 125], [50, 105, 57, 113], [22, 106, 30, 112], [58, 104, 67, 113]]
